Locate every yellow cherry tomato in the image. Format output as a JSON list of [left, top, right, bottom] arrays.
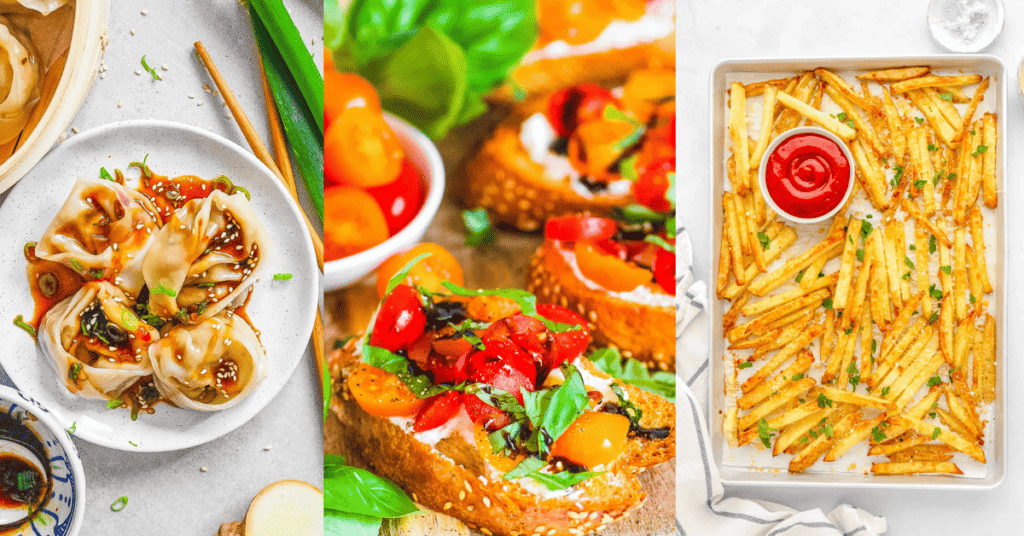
[[347, 363, 424, 418], [549, 411, 630, 468], [375, 243, 464, 298]]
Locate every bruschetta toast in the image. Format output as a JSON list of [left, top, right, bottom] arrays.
[[328, 274, 674, 536]]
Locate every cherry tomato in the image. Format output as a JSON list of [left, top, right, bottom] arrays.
[[427, 337, 474, 384], [407, 334, 433, 366], [545, 215, 618, 242], [567, 119, 638, 179], [413, 391, 463, 432], [464, 394, 511, 431], [324, 107, 404, 188], [375, 243, 464, 298], [537, 0, 615, 45], [575, 241, 652, 292], [596, 239, 628, 260], [546, 85, 621, 138], [324, 71, 381, 128], [536, 304, 590, 371], [365, 160, 423, 236], [634, 158, 675, 213], [369, 285, 427, 353], [653, 243, 676, 296], [484, 314, 549, 356], [324, 186, 389, 261], [347, 363, 424, 418], [324, 47, 334, 72], [549, 412, 630, 468], [470, 340, 537, 404]]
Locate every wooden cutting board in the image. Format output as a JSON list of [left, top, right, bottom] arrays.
[[323, 110, 674, 536]]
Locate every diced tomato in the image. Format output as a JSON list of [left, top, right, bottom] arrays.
[[545, 215, 618, 242], [483, 315, 549, 356], [654, 244, 676, 295], [596, 239, 628, 260], [464, 394, 511, 431], [369, 285, 426, 353], [634, 158, 675, 213], [575, 241, 653, 292], [546, 85, 620, 138], [536, 304, 590, 372], [365, 160, 424, 236], [413, 391, 463, 432], [427, 337, 474, 384], [469, 340, 537, 403], [407, 334, 433, 366]]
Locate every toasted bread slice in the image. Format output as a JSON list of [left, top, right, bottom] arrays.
[[527, 241, 675, 371], [460, 113, 633, 232], [329, 338, 674, 536]]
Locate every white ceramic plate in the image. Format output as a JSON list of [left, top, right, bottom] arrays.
[[0, 120, 319, 452]]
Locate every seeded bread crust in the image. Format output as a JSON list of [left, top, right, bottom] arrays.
[[328, 338, 675, 536], [489, 36, 676, 104], [526, 241, 675, 372], [461, 115, 633, 233]]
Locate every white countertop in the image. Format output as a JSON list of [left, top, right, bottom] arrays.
[[679, 0, 1022, 533], [0, 1, 324, 534]]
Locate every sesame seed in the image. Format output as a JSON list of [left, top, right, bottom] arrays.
[[442, 502, 452, 511], [130, 29, 136, 35], [161, 64, 168, 71], [263, 446, 271, 451], [135, 70, 142, 75], [200, 467, 207, 472], [459, 490, 465, 500], [189, 94, 195, 99], [197, 100, 204, 106], [481, 529, 491, 535], [464, 481, 472, 493], [141, 9, 147, 14], [71, 127, 79, 134], [482, 497, 491, 507]]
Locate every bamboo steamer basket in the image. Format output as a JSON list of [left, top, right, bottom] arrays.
[[0, 0, 109, 193]]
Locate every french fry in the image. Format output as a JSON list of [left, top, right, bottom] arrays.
[[906, 89, 956, 146], [722, 292, 749, 333], [890, 415, 985, 463], [968, 207, 992, 294], [953, 228, 967, 321], [728, 82, 750, 194], [845, 232, 874, 331], [966, 244, 983, 315], [940, 87, 971, 103], [736, 312, 811, 353], [862, 81, 890, 158], [823, 326, 854, 384], [935, 407, 978, 444], [825, 85, 883, 156], [739, 377, 817, 431], [902, 199, 950, 246], [771, 73, 815, 138], [859, 307, 873, 383], [723, 192, 746, 286], [890, 74, 984, 94], [729, 289, 827, 343], [748, 236, 843, 297], [833, 217, 862, 310], [741, 273, 838, 318], [749, 86, 778, 170], [875, 323, 933, 390], [744, 195, 766, 272], [869, 433, 929, 455], [850, 140, 887, 209], [982, 112, 997, 208], [871, 461, 962, 475], [923, 87, 962, 131], [815, 68, 880, 114], [742, 76, 797, 98], [818, 386, 888, 409], [915, 127, 937, 216], [722, 225, 798, 301], [944, 385, 981, 437], [952, 314, 977, 372], [874, 292, 924, 387], [774, 407, 834, 457], [725, 406, 739, 448], [739, 350, 815, 409], [939, 294, 954, 364], [949, 371, 983, 434], [856, 66, 930, 82], [740, 324, 824, 393], [739, 399, 822, 447], [716, 215, 731, 298], [889, 350, 944, 413], [882, 87, 906, 166], [775, 89, 857, 141], [952, 76, 989, 143], [868, 230, 892, 325], [750, 167, 768, 224], [825, 413, 887, 462], [886, 444, 955, 462], [913, 225, 932, 318], [882, 388, 942, 440], [973, 314, 996, 404], [821, 308, 837, 366], [956, 125, 983, 223], [734, 191, 752, 256], [789, 410, 859, 473]]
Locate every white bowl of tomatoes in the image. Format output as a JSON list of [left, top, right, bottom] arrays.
[[324, 111, 445, 291]]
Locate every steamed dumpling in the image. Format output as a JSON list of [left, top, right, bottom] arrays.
[[0, 0, 68, 15], [149, 311, 267, 411], [142, 190, 273, 323], [0, 15, 36, 144], [35, 177, 162, 292], [39, 282, 160, 401]]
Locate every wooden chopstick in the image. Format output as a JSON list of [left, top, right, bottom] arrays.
[[194, 40, 327, 391]]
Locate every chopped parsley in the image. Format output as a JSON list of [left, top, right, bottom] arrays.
[[757, 231, 771, 251], [939, 265, 951, 275], [915, 117, 925, 125], [822, 297, 833, 310], [880, 386, 890, 397], [904, 255, 915, 269], [738, 361, 753, 369], [758, 418, 777, 449], [927, 376, 942, 387], [871, 425, 887, 442], [817, 393, 834, 409], [932, 427, 941, 440]]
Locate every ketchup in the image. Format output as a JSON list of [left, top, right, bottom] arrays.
[[764, 133, 850, 219]]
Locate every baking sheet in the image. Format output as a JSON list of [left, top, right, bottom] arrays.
[[707, 56, 1006, 489]]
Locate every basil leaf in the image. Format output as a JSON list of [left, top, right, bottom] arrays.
[[645, 234, 676, 253], [324, 511, 382, 536], [362, 343, 462, 398], [612, 204, 668, 224], [503, 456, 545, 480], [462, 208, 496, 247], [502, 456, 602, 490], [323, 454, 419, 518], [588, 347, 675, 402], [440, 281, 538, 316], [529, 365, 589, 456], [469, 384, 526, 416]]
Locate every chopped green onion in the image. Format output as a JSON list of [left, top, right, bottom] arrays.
[[111, 496, 128, 512], [273, 273, 293, 281]]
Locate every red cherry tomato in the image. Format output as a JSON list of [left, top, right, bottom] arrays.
[[545, 215, 618, 242], [484, 315, 549, 356], [546, 85, 620, 138], [470, 340, 537, 403], [464, 394, 511, 431], [407, 334, 433, 366], [365, 160, 424, 236], [536, 305, 590, 371], [635, 158, 675, 213], [413, 391, 463, 432], [369, 285, 426, 353], [596, 239, 628, 261], [653, 243, 676, 296], [427, 338, 474, 384]]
